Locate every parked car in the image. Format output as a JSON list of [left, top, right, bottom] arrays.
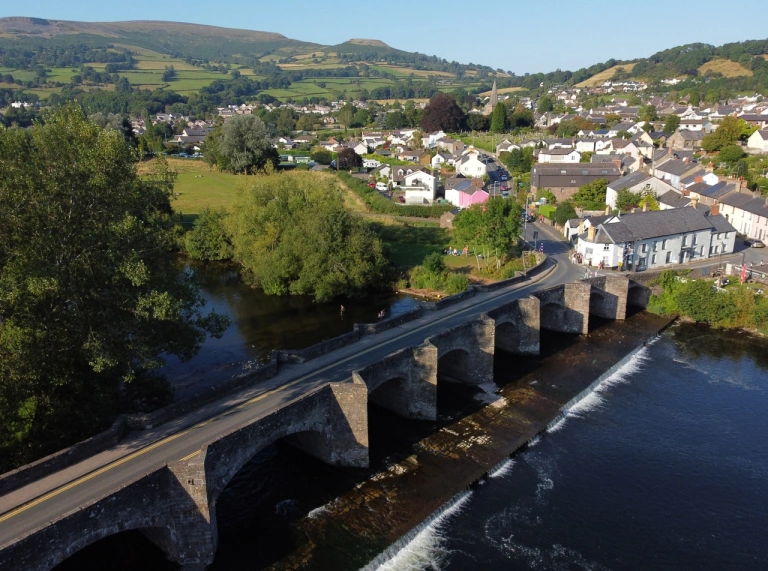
[[397, 196, 405, 203], [749, 239, 766, 248], [368, 182, 376, 188], [500, 174, 508, 181], [376, 182, 389, 191], [500, 184, 508, 191]]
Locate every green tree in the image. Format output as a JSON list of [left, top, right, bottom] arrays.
[[0, 106, 226, 469], [162, 65, 176, 82], [337, 103, 356, 128], [572, 178, 609, 209], [537, 95, 554, 113], [490, 101, 507, 133], [212, 114, 279, 174], [553, 201, 578, 226], [467, 113, 489, 131], [536, 187, 557, 205], [615, 188, 640, 211], [185, 209, 233, 261], [663, 115, 680, 133], [719, 144, 746, 165], [639, 104, 658, 122], [500, 147, 534, 174], [702, 117, 740, 152], [453, 198, 522, 268], [310, 146, 333, 165], [227, 172, 388, 301], [508, 105, 535, 130], [423, 252, 446, 275], [580, 151, 594, 163]]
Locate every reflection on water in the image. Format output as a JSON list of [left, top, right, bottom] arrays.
[[161, 261, 418, 398]]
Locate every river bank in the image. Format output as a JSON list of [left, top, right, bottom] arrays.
[[266, 311, 674, 571]]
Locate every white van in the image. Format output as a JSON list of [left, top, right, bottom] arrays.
[[375, 182, 389, 191]]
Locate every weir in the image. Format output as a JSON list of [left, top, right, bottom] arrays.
[[0, 275, 653, 570]]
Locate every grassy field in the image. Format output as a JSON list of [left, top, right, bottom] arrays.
[[698, 58, 753, 78], [478, 86, 527, 97], [575, 63, 638, 87]]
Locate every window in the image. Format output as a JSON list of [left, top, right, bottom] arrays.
[[652, 254, 657, 264], [653, 241, 658, 252], [581, 169, 588, 175], [682, 235, 687, 246], [641, 243, 648, 253], [662, 239, 667, 249], [666, 252, 671, 263], [692, 234, 697, 245], [604, 244, 610, 251], [601, 169, 608, 174]]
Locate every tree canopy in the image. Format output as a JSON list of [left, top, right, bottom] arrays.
[[554, 201, 578, 226], [337, 147, 363, 169], [205, 114, 279, 174], [227, 172, 388, 302], [420, 92, 466, 132], [0, 106, 226, 469], [701, 116, 751, 152], [572, 178, 609, 210], [453, 198, 523, 265], [490, 101, 507, 133]]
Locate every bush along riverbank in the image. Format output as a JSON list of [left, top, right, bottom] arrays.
[[648, 270, 768, 331]]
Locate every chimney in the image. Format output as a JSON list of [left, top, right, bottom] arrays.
[[682, 189, 690, 196], [694, 176, 703, 184], [683, 157, 689, 164], [578, 220, 585, 234], [588, 225, 596, 241], [739, 177, 749, 192], [706, 161, 715, 173], [605, 205, 611, 215], [710, 203, 720, 216], [691, 197, 699, 209], [643, 201, 649, 212]]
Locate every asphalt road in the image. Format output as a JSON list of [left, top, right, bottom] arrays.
[[0, 223, 581, 549]]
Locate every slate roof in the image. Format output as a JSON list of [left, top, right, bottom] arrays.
[[656, 159, 697, 176], [658, 191, 690, 209], [587, 208, 734, 244], [608, 171, 651, 190], [719, 192, 768, 218], [697, 182, 736, 200]]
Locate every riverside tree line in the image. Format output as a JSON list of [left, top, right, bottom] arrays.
[[0, 107, 526, 471]]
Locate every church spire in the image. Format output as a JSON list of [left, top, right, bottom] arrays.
[[490, 78, 498, 106]]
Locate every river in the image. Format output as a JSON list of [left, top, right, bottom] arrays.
[[52, 281, 768, 570], [160, 262, 419, 399], [374, 323, 768, 571]]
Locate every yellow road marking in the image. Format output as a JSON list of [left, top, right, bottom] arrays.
[[0, 264, 557, 523]]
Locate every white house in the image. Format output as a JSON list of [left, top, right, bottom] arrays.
[[718, 191, 768, 241], [574, 208, 735, 270], [537, 148, 581, 163], [403, 168, 438, 204], [456, 150, 488, 178], [747, 130, 768, 153], [431, 152, 452, 168]]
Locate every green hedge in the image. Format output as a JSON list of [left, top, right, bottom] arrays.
[[336, 171, 453, 219], [539, 204, 556, 220]]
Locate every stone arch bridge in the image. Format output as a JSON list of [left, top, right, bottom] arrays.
[[0, 275, 647, 570]]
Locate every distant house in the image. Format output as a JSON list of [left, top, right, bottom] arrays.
[[747, 130, 768, 153], [605, 172, 677, 209], [653, 158, 701, 189], [436, 137, 466, 154], [456, 149, 489, 178], [537, 148, 581, 164], [666, 130, 704, 150], [445, 178, 489, 209], [440, 208, 460, 229], [403, 168, 438, 203], [530, 164, 621, 200]]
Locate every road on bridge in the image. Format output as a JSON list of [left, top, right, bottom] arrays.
[[0, 221, 581, 550]]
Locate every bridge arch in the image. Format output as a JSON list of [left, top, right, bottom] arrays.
[[627, 281, 650, 309], [51, 517, 177, 570]]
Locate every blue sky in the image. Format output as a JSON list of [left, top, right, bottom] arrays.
[[2, 1, 765, 74]]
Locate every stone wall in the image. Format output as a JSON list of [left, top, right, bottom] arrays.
[[535, 282, 590, 335], [353, 344, 438, 420], [354, 307, 423, 335], [583, 275, 629, 320], [426, 316, 495, 385], [485, 296, 541, 355]]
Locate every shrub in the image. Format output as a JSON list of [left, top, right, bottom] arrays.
[[185, 208, 233, 261]]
